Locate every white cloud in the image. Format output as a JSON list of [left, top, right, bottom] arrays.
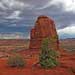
[[0, 0, 75, 12], [61, 0, 75, 12], [58, 26, 75, 34], [1, 0, 32, 10], [35, 1, 52, 10], [0, 2, 6, 9], [6, 11, 21, 19], [0, 0, 75, 35], [0, 32, 25, 39], [36, 0, 75, 12], [57, 26, 75, 39]]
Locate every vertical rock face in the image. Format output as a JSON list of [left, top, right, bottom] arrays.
[[29, 16, 59, 50]]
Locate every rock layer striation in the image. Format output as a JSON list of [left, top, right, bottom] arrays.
[[29, 16, 59, 50]]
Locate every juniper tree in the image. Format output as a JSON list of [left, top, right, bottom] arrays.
[[39, 37, 59, 68]]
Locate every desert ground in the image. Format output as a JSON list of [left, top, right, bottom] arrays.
[[0, 39, 75, 75], [60, 38, 75, 52], [0, 39, 74, 53]]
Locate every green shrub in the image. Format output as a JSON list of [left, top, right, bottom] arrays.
[[7, 54, 25, 67], [39, 38, 59, 69]]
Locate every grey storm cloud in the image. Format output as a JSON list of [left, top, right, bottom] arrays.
[[0, 0, 75, 29]]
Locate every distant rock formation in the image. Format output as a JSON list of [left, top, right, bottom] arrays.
[[29, 16, 59, 50]]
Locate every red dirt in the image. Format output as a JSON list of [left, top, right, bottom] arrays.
[[0, 49, 75, 75]]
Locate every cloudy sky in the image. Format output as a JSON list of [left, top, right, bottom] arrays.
[[0, 0, 75, 39]]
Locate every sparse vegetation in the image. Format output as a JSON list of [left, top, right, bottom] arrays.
[[60, 39, 75, 52], [7, 53, 25, 67], [39, 37, 59, 68], [0, 39, 29, 53]]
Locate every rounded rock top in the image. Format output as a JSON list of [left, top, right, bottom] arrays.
[[37, 15, 54, 22]]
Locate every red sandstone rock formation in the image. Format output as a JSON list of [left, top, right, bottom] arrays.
[[29, 16, 59, 50]]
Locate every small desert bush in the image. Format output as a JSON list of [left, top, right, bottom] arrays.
[[39, 38, 59, 69], [7, 54, 25, 67]]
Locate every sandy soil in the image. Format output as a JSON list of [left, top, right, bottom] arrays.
[[0, 49, 75, 75]]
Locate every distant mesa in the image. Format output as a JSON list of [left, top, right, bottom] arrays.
[[29, 16, 59, 50]]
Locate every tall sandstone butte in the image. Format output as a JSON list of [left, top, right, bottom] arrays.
[[29, 16, 59, 50]]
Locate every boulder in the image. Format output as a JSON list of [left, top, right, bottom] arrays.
[[29, 16, 59, 50]]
